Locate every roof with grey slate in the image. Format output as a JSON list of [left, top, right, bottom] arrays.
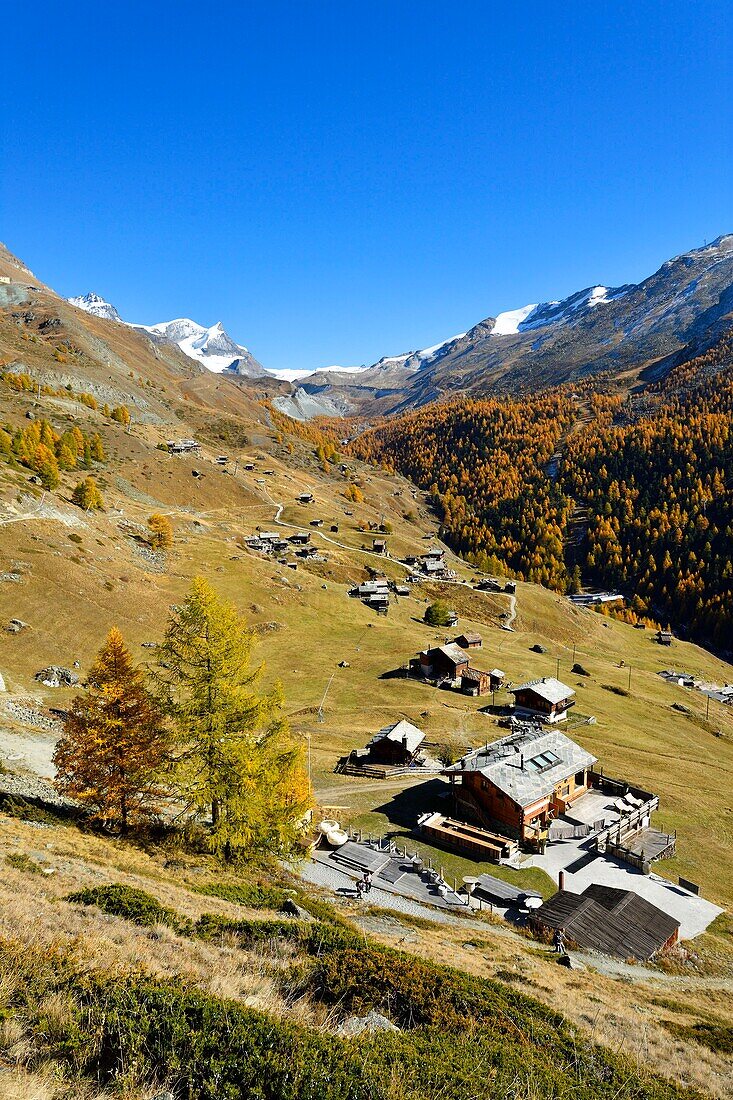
[[368, 719, 426, 754], [511, 677, 575, 705], [443, 727, 597, 808]]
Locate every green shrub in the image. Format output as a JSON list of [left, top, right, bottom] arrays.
[[67, 884, 189, 933], [195, 880, 289, 910], [194, 913, 309, 946], [5, 852, 42, 874], [662, 1019, 733, 1054]]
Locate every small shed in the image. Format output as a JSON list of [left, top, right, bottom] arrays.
[[366, 719, 425, 765], [460, 667, 491, 697], [530, 884, 680, 960]]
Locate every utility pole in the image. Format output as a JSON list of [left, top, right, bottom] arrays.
[[318, 672, 335, 723]]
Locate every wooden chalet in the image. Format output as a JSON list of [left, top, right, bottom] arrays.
[[460, 666, 505, 696], [531, 884, 680, 960], [418, 643, 469, 681], [366, 719, 425, 766], [511, 677, 575, 723], [455, 631, 482, 649], [443, 728, 597, 842]]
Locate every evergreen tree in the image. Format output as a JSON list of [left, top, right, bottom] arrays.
[[424, 600, 452, 627], [154, 577, 311, 856], [53, 628, 170, 830]]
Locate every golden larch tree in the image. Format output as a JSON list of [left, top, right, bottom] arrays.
[[154, 576, 312, 857], [53, 628, 170, 830]]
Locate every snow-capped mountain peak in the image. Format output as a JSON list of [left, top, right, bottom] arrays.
[[67, 291, 121, 323], [67, 296, 267, 378], [137, 317, 262, 375]]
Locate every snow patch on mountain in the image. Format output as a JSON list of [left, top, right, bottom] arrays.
[[68, 292, 122, 323], [490, 284, 630, 337], [490, 304, 539, 335]]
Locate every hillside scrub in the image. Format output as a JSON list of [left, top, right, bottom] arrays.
[[0, 933, 703, 1100]]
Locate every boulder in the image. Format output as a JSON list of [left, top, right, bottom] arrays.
[[280, 897, 315, 922], [34, 666, 79, 688], [338, 1010, 400, 1038]]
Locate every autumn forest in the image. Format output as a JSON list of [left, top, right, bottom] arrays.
[[350, 334, 733, 651]]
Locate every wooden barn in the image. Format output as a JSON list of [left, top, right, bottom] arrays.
[[366, 719, 426, 766], [443, 728, 597, 842], [530, 884, 680, 960], [460, 667, 492, 696], [511, 678, 575, 723]]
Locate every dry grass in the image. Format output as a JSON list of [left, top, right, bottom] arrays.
[[357, 916, 733, 1099]]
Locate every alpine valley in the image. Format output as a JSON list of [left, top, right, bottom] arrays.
[[1, 235, 733, 1100]]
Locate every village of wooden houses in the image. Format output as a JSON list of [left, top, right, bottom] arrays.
[[241, 509, 723, 964]]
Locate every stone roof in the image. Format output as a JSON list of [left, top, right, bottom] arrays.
[[368, 719, 425, 754], [443, 727, 596, 808], [512, 677, 575, 705], [437, 643, 469, 666]]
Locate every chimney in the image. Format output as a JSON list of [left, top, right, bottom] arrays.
[[558, 871, 566, 891]]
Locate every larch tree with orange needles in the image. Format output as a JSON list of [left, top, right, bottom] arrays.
[[53, 628, 171, 831]]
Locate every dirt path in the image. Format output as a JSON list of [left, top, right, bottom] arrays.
[[0, 722, 57, 778]]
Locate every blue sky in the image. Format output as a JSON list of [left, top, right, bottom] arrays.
[[2, 1, 731, 371]]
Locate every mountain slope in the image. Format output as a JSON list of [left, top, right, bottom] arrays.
[[277, 235, 733, 418]]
